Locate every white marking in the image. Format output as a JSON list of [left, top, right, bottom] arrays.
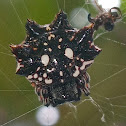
[[95, 45, 101, 51], [59, 71, 63, 76], [53, 59, 58, 64], [51, 34, 55, 38], [16, 62, 24, 72], [64, 48, 73, 59], [58, 45, 61, 49], [34, 73, 38, 79], [41, 55, 49, 66], [91, 42, 94, 46], [46, 26, 51, 31], [80, 60, 94, 70], [44, 43, 48, 46], [43, 73, 47, 78], [18, 59, 22, 62], [48, 34, 55, 40], [69, 63, 72, 66], [29, 58, 33, 63], [48, 48, 52, 52], [37, 67, 40, 71], [48, 36, 51, 41], [42, 24, 49, 28], [27, 75, 33, 79], [79, 34, 85, 43], [62, 95, 66, 98], [38, 77, 42, 81], [47, 68, 55, 73], [11, 45, 17, 48], [59, 38, 62, 42], [33, 39, 37, 42], [61, 79, 64, 83], [45, 79, 53, 84], [73, 66, 80, 77]]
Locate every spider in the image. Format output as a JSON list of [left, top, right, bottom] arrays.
[[88, 2, 122, 31], [10, 6, 121, 106]]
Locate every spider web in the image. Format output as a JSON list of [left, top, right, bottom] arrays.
[[0, 0, 126, 126]]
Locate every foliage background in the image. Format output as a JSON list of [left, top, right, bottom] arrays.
[[0, 0, 126, 126]]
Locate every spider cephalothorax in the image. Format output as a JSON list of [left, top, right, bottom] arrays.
[[10, 9, 120, 106]]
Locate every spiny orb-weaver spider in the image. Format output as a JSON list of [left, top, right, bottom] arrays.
[[10, 7, 121, 106]]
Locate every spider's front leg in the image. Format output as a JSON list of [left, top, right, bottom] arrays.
[[88, 13, 95, 23]]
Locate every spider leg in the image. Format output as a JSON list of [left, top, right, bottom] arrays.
[[88, 13, 95, 23], [94, 0, 104, 12], [109, 7, 122, 19]]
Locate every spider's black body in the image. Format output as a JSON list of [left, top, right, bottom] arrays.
[[10, 9, 120, 106]]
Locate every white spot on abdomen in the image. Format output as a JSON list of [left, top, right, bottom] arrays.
[[64, 48, 73, 59], [43, 73, 47, 78], [37, 67, 40, 71], [48, 34, 55, 40], [18, 59, 22, 62], [61, 79, 64, 83], [38, 77, 42, 81], [59, 71, 63, 76], [53, 59, 58, 64], [44, 42, 48, 46], [45, 78, 53, 84], [59, 38, 63, 42], [34, 73, 38, 79], [27, 75, 33, 79], [41, 55, 49, 66], [46, 26, 51, 31], [48, 48, 52, 52], [73, 66, 80, 77], [47, 68, 55, 73]]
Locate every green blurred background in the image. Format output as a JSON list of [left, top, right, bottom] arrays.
[[0, 0, 126, 126]]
